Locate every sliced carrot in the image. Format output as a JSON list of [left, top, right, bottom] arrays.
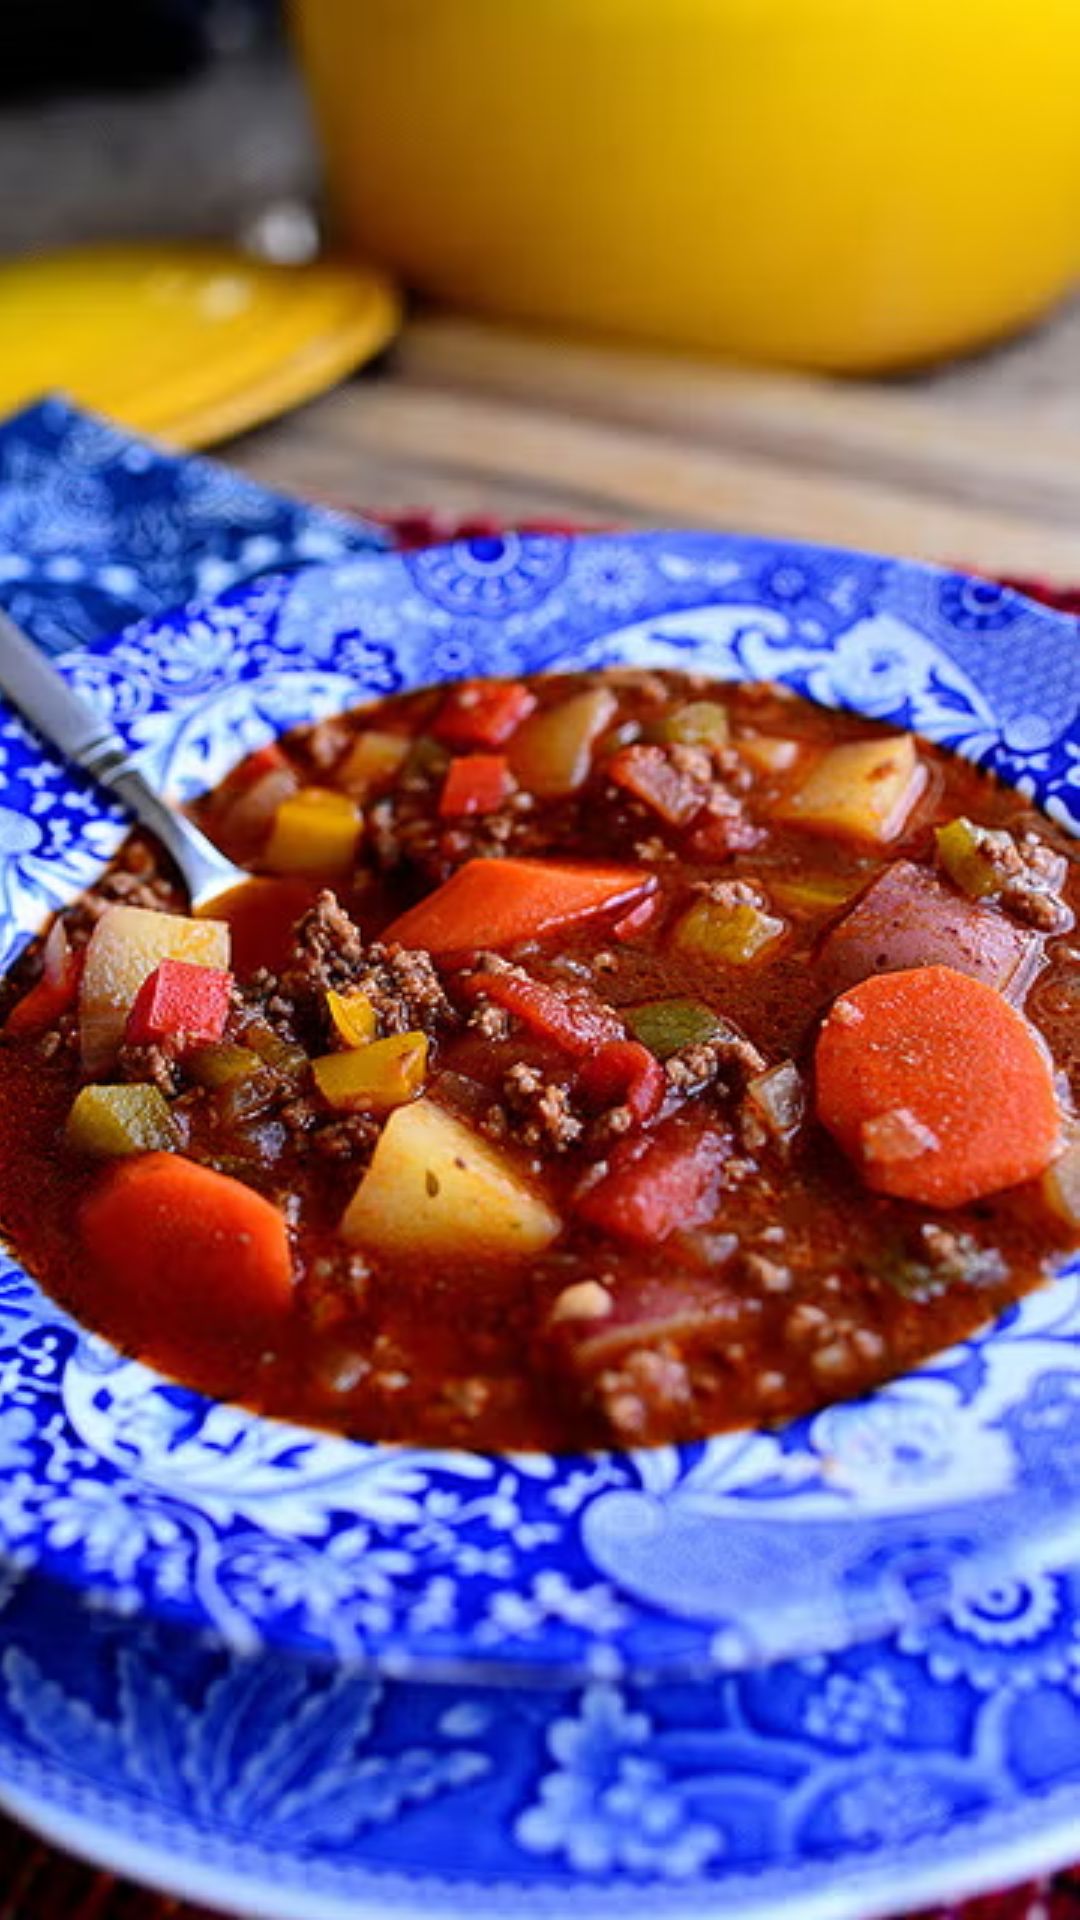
[[815, 964, 1061, 1207], [383, 857, 654, 957], [79, 1152, 294, 1340], [3, 960, 81, 1035]]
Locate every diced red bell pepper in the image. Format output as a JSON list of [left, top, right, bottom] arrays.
[[433, 680, 538, 749], [3, 935, 82, 1036], [575, 1117, 732, 1244], [459, 969, 625, 1057], [606, 745, 704, 827], [125, 958, 233, 1049], [579, 1040, 666, 1125], [384, 858, 655, 958], [438, 753, 514, 818]]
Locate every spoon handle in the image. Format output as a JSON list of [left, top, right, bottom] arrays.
[[0, 607, 247, 911]]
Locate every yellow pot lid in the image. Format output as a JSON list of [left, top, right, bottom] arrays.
[[0, 243, 401, 449]]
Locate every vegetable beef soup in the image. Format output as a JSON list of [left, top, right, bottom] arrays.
[[1, 670, 1078, 1451]]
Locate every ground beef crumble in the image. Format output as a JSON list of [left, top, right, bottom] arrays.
[[116, 1039, 184, 1097], [502, 1062, 584, 1151], [282, 891, 456, 1038], [665, 1026, 766, 1095]]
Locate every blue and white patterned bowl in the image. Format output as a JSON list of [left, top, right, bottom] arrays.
[[2, 532, 1080, 1691], [3, 531, 1080, 1917]]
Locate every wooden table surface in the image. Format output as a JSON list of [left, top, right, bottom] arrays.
[[229, 308, 1080, 584]]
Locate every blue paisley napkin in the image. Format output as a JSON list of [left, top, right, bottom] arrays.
[[0, 395, 387, 656]]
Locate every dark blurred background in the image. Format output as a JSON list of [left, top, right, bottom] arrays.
[[1, 0, 278, 93], [0, 0, 316, 258]]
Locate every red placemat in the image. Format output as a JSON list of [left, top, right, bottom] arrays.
[[2, 513, 1077, 1920]]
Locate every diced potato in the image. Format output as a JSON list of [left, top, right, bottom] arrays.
[[658, 701, 730, 749], [736, 733, 803, 775], [263, 788, 362, 876], [336, 730, 410, 799], [342, 1097, 561, 1256], [509, 687, 617, 797], [313, 1032, 428, 1112], [66, 1083, 179, 1157], [80, 905, 230, 1074], [327, 990, 377, 1048], [1043, 1138, 1080, 1228], [672, 898, 786, 965], [217, 765, 298, 858], [777, 735, 926, 844]]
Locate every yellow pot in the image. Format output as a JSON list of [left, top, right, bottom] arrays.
[[293, 0, 1080, 373]]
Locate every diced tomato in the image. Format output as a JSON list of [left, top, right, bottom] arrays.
[[232, 742, 289, 789], [438, 753, 514, 818], [576, 1117, 731, 1244], [606, 745, 703, 827], [459, 969, 625, 1057], [125, 958, 233, 1049], [579, 1039, 666, 1125], [433, 680, 537, 749]]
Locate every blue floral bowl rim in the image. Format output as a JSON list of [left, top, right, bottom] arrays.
[[0, 526, 1079, 1688]]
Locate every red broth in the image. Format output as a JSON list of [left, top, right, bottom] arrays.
[[1, 670, 1077, 1451]]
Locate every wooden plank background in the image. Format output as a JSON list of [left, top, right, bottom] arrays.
[[233, 312, 1080, 582]]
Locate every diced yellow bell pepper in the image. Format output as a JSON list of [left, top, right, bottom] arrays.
[[673, 898, 786, 965], [769, 872, 863, 916], [313, 1031, 428, 1111], [263, 787, 362, 876], [935, 818, 1000, 899], [736, 733, 803, 775], [66, 1083, 179, 1157], [777, 735, 926, 845], [337, 729, 410, 798], [509, 686, 617, 796], [327, 989, 378, 1048], [342, 1096, 561, 1256], [658, 700, 730, 749]]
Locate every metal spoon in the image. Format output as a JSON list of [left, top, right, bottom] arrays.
[[0, 606, 251, 912]]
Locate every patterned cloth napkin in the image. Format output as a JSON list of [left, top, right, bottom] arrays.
[[0, 399, 1076, 1920], [0, 395, 387, 655]]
